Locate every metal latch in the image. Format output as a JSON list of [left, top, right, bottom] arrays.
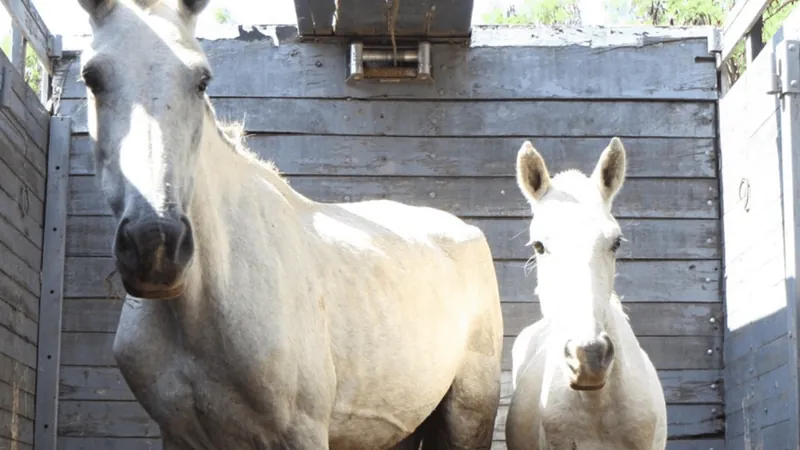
[[767, 39, 800, 96], [346, 41, 432, 84]]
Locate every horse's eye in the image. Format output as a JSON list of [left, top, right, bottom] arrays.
[[611, 236, 622, 253], [532, 241, 546, 255], [197, 74, 211, 93], [81, 67, 104, 93]]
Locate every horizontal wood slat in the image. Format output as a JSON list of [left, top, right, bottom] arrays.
[[59, 366, 722, 404], [65, 216, 720, 260], [69, 135, 718, 179], [59, 98, 717, 138], [55, 30, 716, 101], [58, 332, 722, 371], [332, 0, 474, 38], [66, 175, 720, 219], [59, 298, 722, 337], [55, 399, 721, 441], [63, 257, 721, 303]]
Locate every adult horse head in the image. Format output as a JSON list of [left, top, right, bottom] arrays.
[[77, 0, 212, 299], [505, 138, 667, 449]]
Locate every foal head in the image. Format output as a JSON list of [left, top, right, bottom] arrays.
[[515, 138, 627, 391], [76, 0, 213, 299]]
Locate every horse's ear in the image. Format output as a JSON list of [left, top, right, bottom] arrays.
[[77, 0, 116, 21], [516, 141, 551, 204], [591, 137, 627, 206], [179, 0, 210, 16]]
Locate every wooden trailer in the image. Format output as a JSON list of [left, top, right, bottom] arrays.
[[0, 0, 798, 448]]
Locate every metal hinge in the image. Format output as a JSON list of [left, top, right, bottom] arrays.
[[708, 27, 722, 55], [346, 40, 432, 84], [768, 39, 800, 96], [0, 66, 11, 110], [48, 34, 63, 59]]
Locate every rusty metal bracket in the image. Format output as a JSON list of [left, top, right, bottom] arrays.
[[346, 40, 433, 84]]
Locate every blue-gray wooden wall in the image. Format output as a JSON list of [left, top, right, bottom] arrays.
[[719, 6, 800, 448], [52, 25, 724, 450], [0, 49, 50, 449]]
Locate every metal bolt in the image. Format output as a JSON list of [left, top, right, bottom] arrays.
[[790, 43, 797, 51], [343, 115, 349, 121], [429, 192, 436, 198], [707, 200, 713, 206], [500, 190, 505, 195], [711, 408, 717, 413], [705, 277, 711, 282], [711, 383, 717, 389], [438, 89, 445, 95], [709, 317, 716, 324], [344, 195, 351, 201], [707, 349, 713, 355], [706, 238, 713, 244]]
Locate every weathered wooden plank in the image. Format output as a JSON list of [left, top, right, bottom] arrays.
[[35, 117, 72, 450], [720, 0, 771, 68], [725, 330, 788, 390], [0, 98, 47, 179], [493, 404, 723, 441], [56, 437, 161, 450], [0, 177, 43, 250], [0, 118, 46, 199], [60, 98, 717, 138], [0, 239, 42, 300], [64, 257, 721, 303], [0, 214, 40, 278], [0, 326, 36, 369], [0, 107, 47, 175], [0, 73, 49, 155], [0, 299, 36, 344], [725, 418, 793, 450], [0, 409, 33, 444], [0, 270, 38, 323], [0, 380, 35, 420], [57, 400, 720, 440], [0, 436, 33, 450], [58, 28, 716, 100], [58, 332, 722, 370], [0, 155, 44, 229], [293, 0, 335, 35], [69, 134, 718, 178], [67, 175, 720, 219], [502, 302, 722, 338], [0, 354, 35, 395], [60, 298, 722, 338], [333, 0, 473, 38], [65, 216, 720, 260], [60, 366, 722, 405]]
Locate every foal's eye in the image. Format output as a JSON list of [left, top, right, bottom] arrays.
[[532, 241, 546, 255], [610, 236, 623, 253]]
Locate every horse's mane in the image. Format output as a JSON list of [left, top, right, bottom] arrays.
[[203, 97, 283, 178]]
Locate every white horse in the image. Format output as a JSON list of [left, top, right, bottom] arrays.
[[504, 138, 667, 450], [74, 1, 504, 449]]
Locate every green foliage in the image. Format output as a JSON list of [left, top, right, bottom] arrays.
[[482, 0, 582, 25], [213, 7, 233, 25], [0, 34, 42, 96]]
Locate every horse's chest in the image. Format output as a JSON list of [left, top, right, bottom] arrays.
[[541, 399, 656, 450]]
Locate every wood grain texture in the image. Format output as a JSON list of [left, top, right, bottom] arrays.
[[56, 399, 721, 440], [58, 332, 722, 371], [69, 135, 718, 178], [0, 380, 35, 420], [333, 0, 474, 37], [0, 50, 49, 143], [59, 98, 717, 138], [0, 270, 39, 323], [66, 174, 720, 219], [0, 299, 37, 344], [63, 256, 721, 303], [59, 366, 722, 404], [65, 215, 720, 260], [0, 409, 33, 445], [292, 0, 335, 35], [0, 354, 35, 395], [55, 30, 716, 100], [718, 19, 796, 448]]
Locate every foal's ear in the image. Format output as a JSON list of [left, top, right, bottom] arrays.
[[516, 141, 551, 204], [591, 137, 627, 206], [77, 0, 116, 21]]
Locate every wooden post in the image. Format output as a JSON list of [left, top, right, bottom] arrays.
[[33, 116, 72, 450]]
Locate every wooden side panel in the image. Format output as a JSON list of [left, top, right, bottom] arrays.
[[0, 46, 49, 450], [718, 10, 800, 448], [332, 0, 474, 38], [54, 28, 723, 450]]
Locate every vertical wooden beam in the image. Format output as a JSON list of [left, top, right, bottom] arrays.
[[33, 116, 72, 450], [10, 27, 26, 73], [777, 39, 800, 449]]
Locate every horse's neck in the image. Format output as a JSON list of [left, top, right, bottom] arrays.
[[181, 116, 311, 299]]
